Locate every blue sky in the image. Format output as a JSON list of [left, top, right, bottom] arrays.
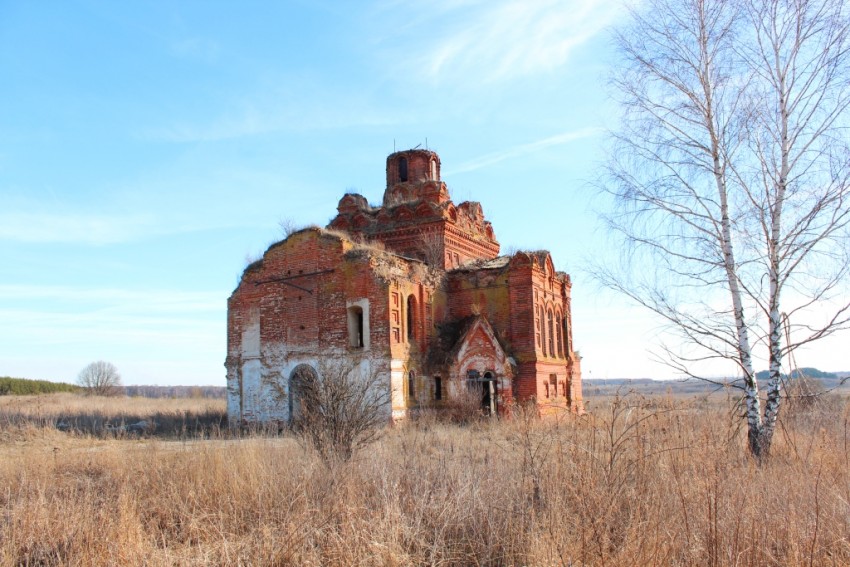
[[2, 0, 845, 386]]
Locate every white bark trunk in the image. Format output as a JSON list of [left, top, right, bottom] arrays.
[[701, 7, 762, 452], [759, 39, 792, 457], [605, 0, 850, 461], [717, 144, 763, 455]]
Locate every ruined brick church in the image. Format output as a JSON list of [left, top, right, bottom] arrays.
[[226, 149, 583, 424]]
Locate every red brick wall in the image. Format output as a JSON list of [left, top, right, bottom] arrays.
[[226, 230, 397, 421], [386, 149, 440, 188], [440, 250, 581, 412]]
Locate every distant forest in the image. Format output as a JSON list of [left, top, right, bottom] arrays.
[[123, 385, 226, 399], [0, 377, 225, 398], [0, 377, 80, 395], [584, 367, 849, 397], [754, 367, 838, 380]]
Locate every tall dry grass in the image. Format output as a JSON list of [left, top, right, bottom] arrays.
[[1, 392, 848, 566], [0, 393, 226, 439]]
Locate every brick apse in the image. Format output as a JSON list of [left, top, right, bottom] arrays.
[[225, 149, 583, 423]]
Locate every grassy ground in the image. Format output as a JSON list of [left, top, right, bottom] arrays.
[[0, 392, 227, 439], [0, 392, 848, 566]]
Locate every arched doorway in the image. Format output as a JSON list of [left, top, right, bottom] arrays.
[[466, 369, 498, 416]]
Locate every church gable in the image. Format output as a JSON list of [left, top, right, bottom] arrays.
[[447, 316, 512, 378]]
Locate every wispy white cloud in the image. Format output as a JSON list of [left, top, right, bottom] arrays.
[[0, 285, 225, 385], [141, 87, 402, 143], [0, 209, 243, 245], [0, 286, 222, 355], [0, 161, 301, 244], [144, 108, 272, 143], [0, 285, 222, 313], [0, 308, 219, 345], [446, 127, 602, 174], [375, 0, 622, 85], [0, 211, 161, 245], [146, 1, 619, 144], [170, 37, 221, 64]]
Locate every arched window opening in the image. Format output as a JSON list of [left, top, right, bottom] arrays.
[[434, 376, 442, 401], [407, 294, 417, 341], [430, 159, 437, 180], [399, 157, 408, 182], [547, 309, 555, 357], [556, 313, 564, 358], [407, 370, 416, 401], [535, 306, 543, 347]]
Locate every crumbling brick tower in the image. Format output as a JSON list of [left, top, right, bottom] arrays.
[[226, 149, 582, 425], [330, 150, 500, 270]]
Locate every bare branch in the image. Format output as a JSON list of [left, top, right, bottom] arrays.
[[77, 361, 123, 397], [291, 357, 391, 463], [599, 0, 850, 458]]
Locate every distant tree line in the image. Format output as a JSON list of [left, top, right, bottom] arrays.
[[0, 377, 80, 395], [0, 377, 225, 399], [123, 385, 226, 399], [754, 368, 837, 381]]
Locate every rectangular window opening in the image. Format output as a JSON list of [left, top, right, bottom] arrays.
[[347, 301, 369, 349]]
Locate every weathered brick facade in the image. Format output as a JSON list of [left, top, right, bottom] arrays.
[[226, 149, 583, 423]]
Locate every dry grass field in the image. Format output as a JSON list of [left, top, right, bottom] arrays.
[[0, 393, 227, 439], [1, 392, 848, 566]]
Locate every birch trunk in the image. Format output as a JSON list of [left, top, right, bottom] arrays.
[[719, 183, 763, 454], [603, 0, 850, 460], [707, 46, 762, 456]]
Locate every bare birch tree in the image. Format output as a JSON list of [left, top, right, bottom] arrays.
[[599, 0, 850, 458]]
